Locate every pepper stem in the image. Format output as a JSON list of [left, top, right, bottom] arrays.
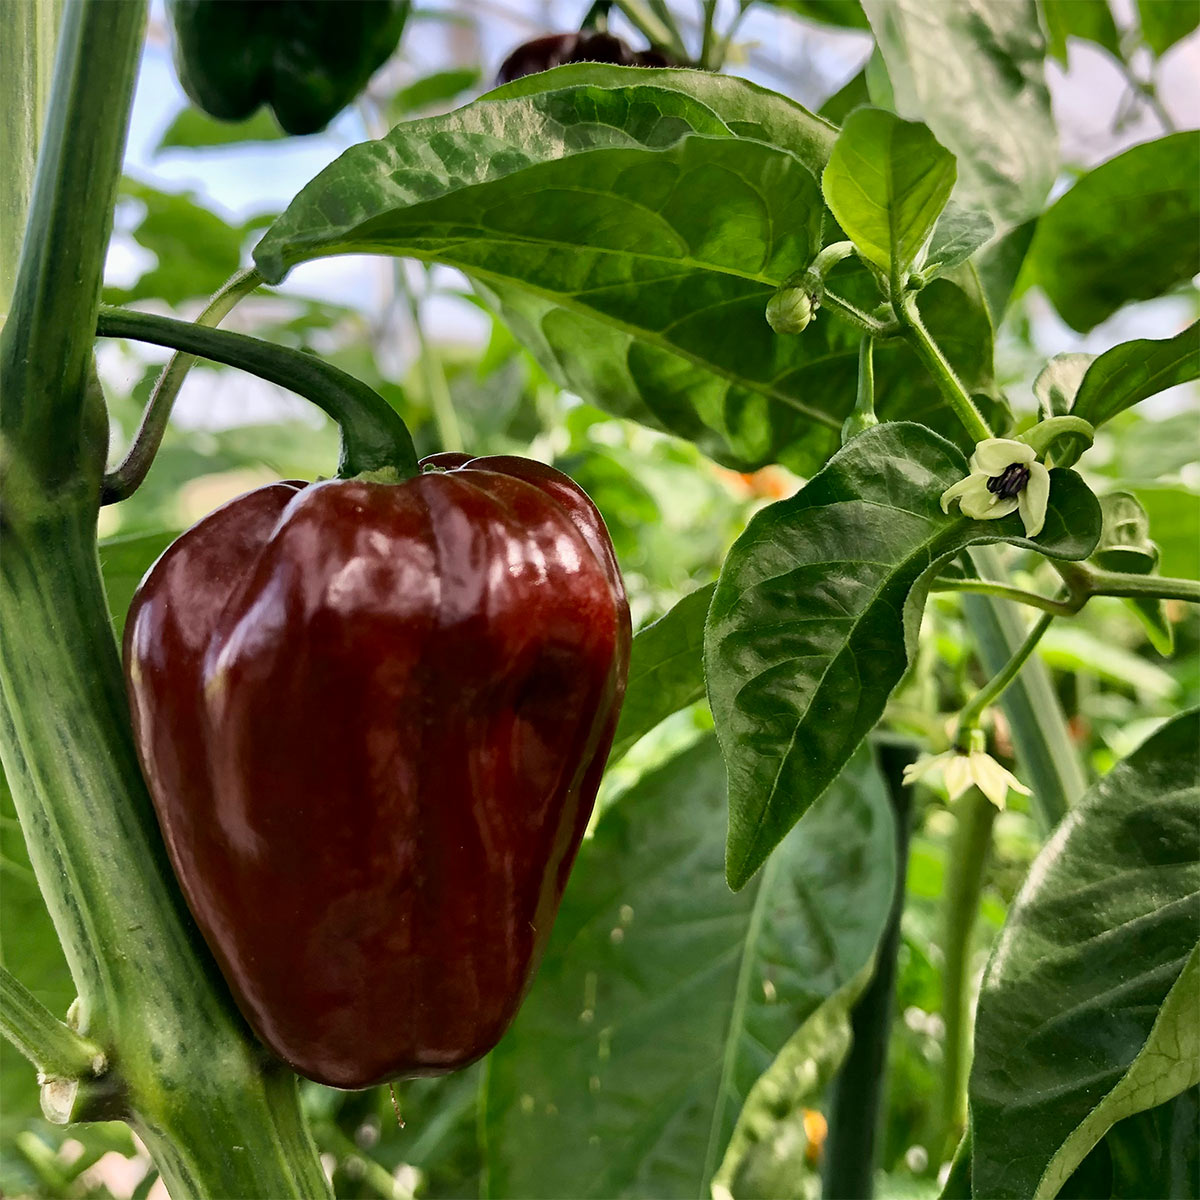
[[102, 268, 263, 503], [0, 965, 107, 1080], [955, 611, 1056, 741], [96, 305, 419, 483]]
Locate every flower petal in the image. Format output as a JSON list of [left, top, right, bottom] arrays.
[[1018, 462, 1051, 538], [940, 473, 984, 513], [970, 438, 1035, 474], [959, 491, 1018, 522], [943, 754, 973, 801], [904, 751, 952, 785], [968, 752, 1010, 809]]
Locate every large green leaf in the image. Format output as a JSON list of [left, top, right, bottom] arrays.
[[970, 710, 1200, 1199], [705, 422, 1101, 889], [1025, 132, 1200, 332], [610, 583, 714, 764], [1137, 0, 1200, 56], [483, 737, 895, 1199], [862, 0, 1056, 225], [766, 0, 871, 30], [254, 74, 993, 470], [822, 108, 956, 276]]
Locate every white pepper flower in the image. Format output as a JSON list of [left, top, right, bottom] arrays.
[[940, 438, 1050, 538], [903, 731, 1031, 811]]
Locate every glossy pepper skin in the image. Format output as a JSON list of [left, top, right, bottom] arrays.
[[496, 31, 668, 84], [168, 0, 410, 136], [124, 455, 630, 1088]]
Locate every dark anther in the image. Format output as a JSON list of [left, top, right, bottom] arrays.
[[987, 463, 1031, 499]]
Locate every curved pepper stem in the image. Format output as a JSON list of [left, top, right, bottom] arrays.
[[95, 305, 419, 483]]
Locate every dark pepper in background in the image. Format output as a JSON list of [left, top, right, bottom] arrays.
[[167, 0, 411, 135]]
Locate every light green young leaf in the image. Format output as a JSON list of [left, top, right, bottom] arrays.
[[1026, 133, 1200, 332], [484, 737, 895, 1200], [862, 0, 1056, 225], [1034, 352, 1095, 419], [822, 107, 957, 276], [155, 105, 284, 154], [609, 583, 714, 764], [704, 422, 1101, 890], [970, 710, 1200, 1199], [712, 962, 873, 1199]]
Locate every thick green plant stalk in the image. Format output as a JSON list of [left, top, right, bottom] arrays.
[[0, 2, 329, 1195]]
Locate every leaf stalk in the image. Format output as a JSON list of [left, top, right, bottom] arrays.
[[0, 965, 107, 1080]]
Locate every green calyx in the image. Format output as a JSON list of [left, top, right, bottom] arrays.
[[1018, 415, 1094, 464]]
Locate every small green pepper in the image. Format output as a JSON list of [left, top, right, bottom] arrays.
[[167, 0, 410, 136]]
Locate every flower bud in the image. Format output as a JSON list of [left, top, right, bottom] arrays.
[[765, 286, 815, 335]]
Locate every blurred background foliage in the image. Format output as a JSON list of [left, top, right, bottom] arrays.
[[1, 0, 1197, 1197]]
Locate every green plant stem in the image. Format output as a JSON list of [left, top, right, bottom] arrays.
[[102, 269, 262, 503], [823, 744, 915, 1200], [699, 0, 719, 69], [96, 305, 419, 480], [822, 289, 898, 337], [938, 787, 998, 1155], [895, 294, 992, 443], [932, 578, 1076, 616], [613, 0, 686, 57], [964, 548, 1086, 830], [935, 568, 1199, 616], [956, 612, 1055, 738], [0, 0, 145, 494], [0, 965, 106, 1079], [842, 335, 878, 443], [396, 266, 463, 453]]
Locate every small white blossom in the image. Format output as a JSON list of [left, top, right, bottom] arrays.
[[940, 438, 1050, 538], [903, 736, 1031, 810]]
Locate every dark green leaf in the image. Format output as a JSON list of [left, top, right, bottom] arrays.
[[1026, 133, 1200, 332], [1094, 492, 1173, 656], [98, 530, 178, 642], [609, 583, 714, 764], [975, 217, 1038, 323], [970, 710, 1200, 1199], [1073, 322, 1200, 428], [484, 737, 895, 1199], [155, 105, 285, 153], [1138, 0, 1200, 55], [862, 0, 1056, 225], [704, 422, 1101, 889], [819, 69, 869, 124], [822, 108, 957, 275], [1042, 0, 1120, 63]]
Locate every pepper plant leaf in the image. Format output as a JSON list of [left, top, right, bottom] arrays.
[[923, 203, 995, 277], [484, 737, 895, 1199], [609, 583, 715, 764], [1041, 0, 1120, 63], [1072, 321, 1200, 429], [1093, 492, 1173, 655], [1137, 0, 1200, 56], [254, 74, 994, 471], [862, 0, 1056, 225], [969, 710, 1200, 1199], [822, 107, 957, 276], [1025, 133, 1200, 332], [704, 422, 1101, 889]]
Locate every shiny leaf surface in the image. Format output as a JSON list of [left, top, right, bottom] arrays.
[[970, 711, 1200, 1199]]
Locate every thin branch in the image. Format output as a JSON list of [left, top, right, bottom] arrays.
[[931, 578, 1077, 618], [0, 965, 106, 1079]]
